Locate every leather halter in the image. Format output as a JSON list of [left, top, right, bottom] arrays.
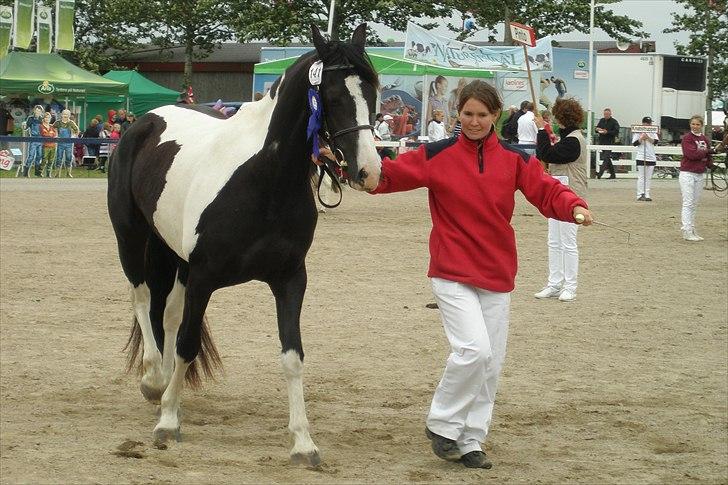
[[315, 61, 375, 185]]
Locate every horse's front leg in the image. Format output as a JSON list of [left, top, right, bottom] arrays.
[[270, 266, 321, 466]]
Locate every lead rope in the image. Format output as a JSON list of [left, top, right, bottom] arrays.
[[316, 156, 343, 208]]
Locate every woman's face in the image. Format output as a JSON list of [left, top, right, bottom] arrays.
[[437, 79, 448, 95], [43, 113, 51, 123], [690, 119, 703, 133], [458, 98, 498, 141]]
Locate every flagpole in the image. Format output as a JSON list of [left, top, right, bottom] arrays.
[[327, 0, 335, 36], [586, 0, 595, 168]]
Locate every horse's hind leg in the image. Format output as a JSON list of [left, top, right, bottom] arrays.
[[141, 234, 180, 403], [154, 277, 212, 444], [160, 264, 187, 388], [270, 265, 321, 466]]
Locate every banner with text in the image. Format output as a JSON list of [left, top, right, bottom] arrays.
[[12, 0, 33, 50], [404, 22, 553, 72], [0, 6, 12, 58], [36, 5, 52, 53], [55, 0, 74, 51]]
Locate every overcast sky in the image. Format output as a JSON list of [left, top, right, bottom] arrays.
[[374, 1, 692, 55]]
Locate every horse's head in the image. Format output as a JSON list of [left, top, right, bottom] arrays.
[[311, 23, 381, 191]]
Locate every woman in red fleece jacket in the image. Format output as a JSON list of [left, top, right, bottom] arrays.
[[679, 115, 714, 241], [369, 81, 591, 469]]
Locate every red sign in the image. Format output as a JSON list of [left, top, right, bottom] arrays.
[[509, 22, 536, 47]]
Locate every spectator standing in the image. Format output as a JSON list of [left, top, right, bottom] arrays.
[[377, 114, 393, 141], [541, 110, 558, 144], [363, 80, 592, 469], [40, 112, 58, 177], [595, 108, 620, 179], [83, 118, 102, 158], [113, 109, 127, 126], [121, 112, 135, 134], [427, 109, 447, 141], [517, 102, 537, 154], [679, 115, 713, 241], [53, 109, 80, 178], [373, 113, 384, 133], [633, 116, 659, 201], [501, 100, 528, 144], [534, 98, 588, 302], [22, 105, 44, 177]]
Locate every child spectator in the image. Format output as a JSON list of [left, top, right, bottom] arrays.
[[40, 112, 58, 177]]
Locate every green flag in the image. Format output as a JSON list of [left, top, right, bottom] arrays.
[[12, 0, 33, 50], [0, 6, 12, 58], [36, 5, 52, 54], [55, 0, 74, 51]]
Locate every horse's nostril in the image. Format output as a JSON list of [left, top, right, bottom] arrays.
[[358, 168, 368, 180]]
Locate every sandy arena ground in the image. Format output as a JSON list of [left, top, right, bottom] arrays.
[[1, 176, 727, 484]]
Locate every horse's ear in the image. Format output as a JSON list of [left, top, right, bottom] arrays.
[[351, 23, 367, 52], [311, 23, 328, 55]]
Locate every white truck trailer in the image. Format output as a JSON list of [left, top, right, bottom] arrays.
[[594, 53, 708, 144]]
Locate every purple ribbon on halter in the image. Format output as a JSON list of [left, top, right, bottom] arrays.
[[306, 88, 323, 159]]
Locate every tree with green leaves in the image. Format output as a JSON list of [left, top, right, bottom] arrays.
[[231, 0, 452, 44], [451, 0, 646, 44], [231, 0, 646, 46], [139, 0, 235, 88], [664, 0, 727, 130]]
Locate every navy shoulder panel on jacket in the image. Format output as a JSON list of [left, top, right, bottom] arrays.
[[499, 140, 530, 163], [425, 136, 458, 160]]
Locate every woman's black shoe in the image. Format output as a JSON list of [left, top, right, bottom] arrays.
[[460, 451, 493, 469]]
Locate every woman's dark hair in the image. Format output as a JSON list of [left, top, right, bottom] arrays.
[[457, 81, 502, 116], [551, 98, 584, 128]]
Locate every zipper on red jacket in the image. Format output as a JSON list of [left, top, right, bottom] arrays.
[[477, 139, 484, 173]]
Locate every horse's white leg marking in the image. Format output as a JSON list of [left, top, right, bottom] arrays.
[[132, 284, 164, 401], [161, 277, 185, 386], [281, 350, 320, 462], [153, 354, 189, 443]]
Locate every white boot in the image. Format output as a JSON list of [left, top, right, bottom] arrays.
[[67, 167, 73, 178], [682, 230, 701, 241]]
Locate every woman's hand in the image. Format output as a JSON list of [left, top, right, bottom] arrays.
[[573, 206, 593, 226]]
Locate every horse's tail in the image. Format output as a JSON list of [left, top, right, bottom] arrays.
[[184, 315, 223, 388], [123, 314, 143, 375], [122, 312, 222, 389]]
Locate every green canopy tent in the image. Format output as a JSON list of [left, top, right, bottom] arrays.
[[0, 52, 128, 128], [254, 52, 494, 138], [86, 70, 179, 120]]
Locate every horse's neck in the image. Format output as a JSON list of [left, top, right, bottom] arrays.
[[237, 73, 313, 185]]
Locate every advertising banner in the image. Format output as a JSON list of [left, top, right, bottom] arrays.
[[12, 0, 34, 50], [36, 5, 52, 53], [55, 0, 74, 51], [0, 6, 12, 58], [404, 22, 553, 72]]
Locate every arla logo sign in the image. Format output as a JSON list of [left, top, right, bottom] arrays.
[[0, 9, 11, 19], [38, 80, 55, 94], [503, 78, 528, 91], [39, 10, 48, 19]]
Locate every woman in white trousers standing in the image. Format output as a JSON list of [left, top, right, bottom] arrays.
[[534, 98, 589, 302], [679, 115, 714, 241]]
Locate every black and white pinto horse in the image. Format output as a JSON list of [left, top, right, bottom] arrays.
[[107, 24, 380, 466]]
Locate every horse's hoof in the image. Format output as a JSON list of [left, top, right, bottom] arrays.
[[140, 383, 163, 404], [153, 426, 181, 446], [290, 450, 321, 467]]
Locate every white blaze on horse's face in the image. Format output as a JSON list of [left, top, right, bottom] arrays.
[[342, 75, 381, 191]]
